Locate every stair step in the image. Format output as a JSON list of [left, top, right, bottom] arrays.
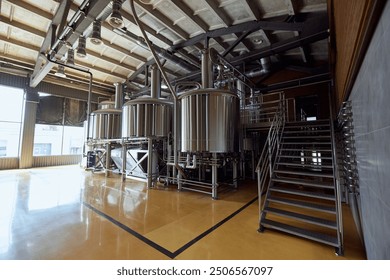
[[264, 207, 337, 229], [276, 162, 333, 169], [270, 186, 336, 201], [282, 141, 331, 145], [284, 124, 330, 129], [284, 130, 331, 134], [267, 196, 336, 213], [280, 148, 332, 152], [278, 155, 333, 160], [283, 135, 331, 139], [261, 219, 339, 247], [272, 177, 334, 189], [274, 169, 334, 178], [285, 120, 330, 125]]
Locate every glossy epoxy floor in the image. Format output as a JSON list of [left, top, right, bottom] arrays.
[[0, 165, 366, 260]]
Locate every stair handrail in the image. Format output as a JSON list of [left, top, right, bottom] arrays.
[[256, 94, 286, 220], [329, 92, 344, 255]]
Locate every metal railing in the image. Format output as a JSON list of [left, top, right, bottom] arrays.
[[256, 98, 286, 220], [329, 93, 344, 255]]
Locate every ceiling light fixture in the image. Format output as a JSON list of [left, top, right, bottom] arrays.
[[67, 49, 75, 65], [55, 65, 66, 78], [76, 36, 87, 58], [89, 20, 103, 45], [108, 0, 125, 29]]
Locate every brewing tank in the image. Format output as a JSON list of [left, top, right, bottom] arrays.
[[98, 100, 115, 110], [89, 108, 122, 140], [179, 88, 239, 153], [122, 96, 173, 138]]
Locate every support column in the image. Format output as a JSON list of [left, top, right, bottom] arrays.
[[19, 88, 39, 169]]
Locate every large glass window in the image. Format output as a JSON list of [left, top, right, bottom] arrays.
[[33, 124, 84, 156], [0, 85, 24, 157], [33, 93, 86, 156]]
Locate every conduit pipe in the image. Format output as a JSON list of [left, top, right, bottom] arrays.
[[129, 0, 184, 179]]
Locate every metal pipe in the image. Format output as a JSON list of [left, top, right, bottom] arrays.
[[114, 82, 123, 109], [128, 0, 184, 181], [150, 64, 161, 99], [147, 137, 153, 188], [201, 48, 213, 88]]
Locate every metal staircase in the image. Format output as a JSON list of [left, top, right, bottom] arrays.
[[257, 119, 344, 255]]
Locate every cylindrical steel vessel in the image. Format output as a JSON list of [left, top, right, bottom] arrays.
[[122, 96, 173, 138], [89, 108, 122, 139], [179, 89, 239, 153]]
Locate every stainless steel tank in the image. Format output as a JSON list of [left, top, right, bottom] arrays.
[[179, 88, 239, 153], [89, 108, 122, 139], [122, 96, 173, 138]]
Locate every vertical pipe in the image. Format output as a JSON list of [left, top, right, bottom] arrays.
[[122, 143, 127, 181], [233, 160, 238, 188], [147, 137, 153, 188], [150, 64, 161, 99], [114, 82, 123, 109], [212, 153, 218, 199], [201, 48, 213, 89], [105, 142, 111, 177]]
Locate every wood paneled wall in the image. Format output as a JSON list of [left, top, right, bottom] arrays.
[[330, 0, 384, 110]]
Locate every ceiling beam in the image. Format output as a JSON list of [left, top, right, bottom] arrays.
[[243, 0, 263, 21], [4, 0, 53, 20], [169, 19, 304, 52], [230, 30, 329, 65], [0, 34, 128, 81], [0, 14, 138, 76], [30, 0, 112, 87], [285, 0, 310, 63]]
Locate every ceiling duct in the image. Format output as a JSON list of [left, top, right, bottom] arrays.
[[76, 36, 87, 58], [109, 0, 125, 29], [89, 21, 103, 45]]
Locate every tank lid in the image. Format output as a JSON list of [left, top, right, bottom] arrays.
[[123, 96, 173, 106], [178, 88, 238, 99], [91, 108, 122, 114]]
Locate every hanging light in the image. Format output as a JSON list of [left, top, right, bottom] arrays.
[[89, 20, 103, 45], [77, 36, 87, 58], [108, 0, 125, 29], [55, 65, 66, 78], [67, 49, 75, 65]]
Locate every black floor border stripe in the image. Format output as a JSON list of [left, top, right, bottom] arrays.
[[83, 202, 175, 259], [83, 196, 258, 259], [172, 196, 258, 257]]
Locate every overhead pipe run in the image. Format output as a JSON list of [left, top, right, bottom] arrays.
[[129, 0, 185, 180]]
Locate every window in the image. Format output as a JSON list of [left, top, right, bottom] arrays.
[[0, 85, 24, 157], [33, 125, 84, 156]]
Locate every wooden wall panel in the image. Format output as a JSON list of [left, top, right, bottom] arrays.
[[331, 0, 383, 110]]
